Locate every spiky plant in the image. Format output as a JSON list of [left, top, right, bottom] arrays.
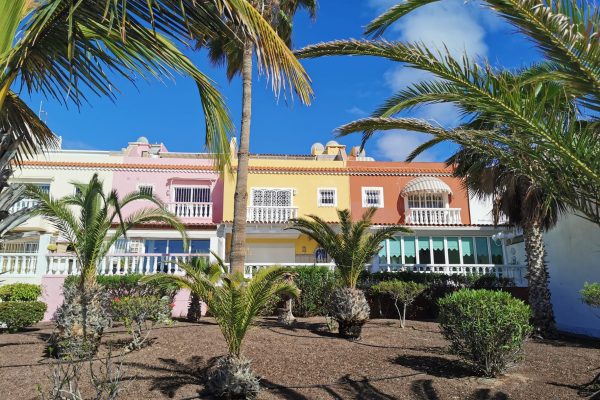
[[142, 254, 225, 322], [28, 173, 185, 358], [290, 208, 409, 339]]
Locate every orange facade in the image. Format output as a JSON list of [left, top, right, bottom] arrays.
[[347, 161, 471, 225]]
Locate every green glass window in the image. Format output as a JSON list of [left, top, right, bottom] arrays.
[[389, 239, 401, 264], [432, 237, 445, 264], [418, 236, 431, 264], [461, 237, 475, 264], [378, 240, 387, 264], [491, 240, 504, 264], [447, 237, 460, 264], [475, 237, 490, 264], [404, 237, 416, 264]]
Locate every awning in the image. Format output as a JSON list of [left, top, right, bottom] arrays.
[[401, 177, 453, 195]]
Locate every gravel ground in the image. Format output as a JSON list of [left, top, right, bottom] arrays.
[[0, 318, 598, 399]]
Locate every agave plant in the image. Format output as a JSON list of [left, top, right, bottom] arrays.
[[28, 173, 185, 358], [290, 208, 408, 339]]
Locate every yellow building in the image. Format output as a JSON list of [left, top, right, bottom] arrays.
[[221, 139, 368, 265]]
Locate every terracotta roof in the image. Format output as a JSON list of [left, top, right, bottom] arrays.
[[18, 161, 216, 172]]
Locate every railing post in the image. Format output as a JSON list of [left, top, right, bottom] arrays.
[[35, 234, 51, 280]]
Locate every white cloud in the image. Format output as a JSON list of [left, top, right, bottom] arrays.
[[375, 130, 437, 162], [346, 106, 368, 117]]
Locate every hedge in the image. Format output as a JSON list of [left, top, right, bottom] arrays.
[[0, 301, 47, 332], [0, 283, 42, 302], [63, 274, 179, 300]]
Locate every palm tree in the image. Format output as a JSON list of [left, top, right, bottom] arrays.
[[28, 173, 185, 357], [142, 254, 225, 322], [147, 260, 299, 398], [201, 0, 316, 274], [290, 208, 409, 339], [296, 0, 600, 225]]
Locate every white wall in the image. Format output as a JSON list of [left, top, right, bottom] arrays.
[[468, 192, 495, 225], [507, 213, 600, 337]]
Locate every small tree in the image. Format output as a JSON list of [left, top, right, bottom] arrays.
[[371, 280, 426, 328], [581, 282, 600, 315]]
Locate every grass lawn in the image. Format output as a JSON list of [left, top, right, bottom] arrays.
[[0, 318, 598, 399]]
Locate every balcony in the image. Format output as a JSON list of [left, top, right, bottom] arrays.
[[246, 206, 298, 223], [166, 202, 212, 220], [406, 208, 461, 225], [9, 198, 37, 213]]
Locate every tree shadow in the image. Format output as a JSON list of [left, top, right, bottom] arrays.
[[259, 319, 340, 339], [411, 379, 510, 400], [121, 355, 213, 398], [548, 369, 600, 399], [393, 354, 474, 378]]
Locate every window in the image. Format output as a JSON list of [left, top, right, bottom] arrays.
[[361, 187, 384, 208], [389, 239, 401, 264], [491, 240, 504, 264], [138, 184, 153, 196], [34, 183, 50, 194], [173, 186, 211, 203], [251, 188, 293, 207], [378, 241, 387, 264], [461, 237, 475, 264], [404, 237, 416, 264], [144, 239, 210, 254], [418, 237, 431, 264], [317, 188, 337, 207], [475, 237, 491, 264], [407, 193, 444, 208], [432, 237, 445, 264], [447, 237, 460, 264]]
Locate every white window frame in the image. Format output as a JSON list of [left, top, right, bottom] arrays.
[[250, 187, 295, 207], [317, 187, 337, 207], [137, 184, 154, 196], [361, 187, 384, 208], [171, 185, 212, 203]]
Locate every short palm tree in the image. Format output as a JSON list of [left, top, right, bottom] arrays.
[[142, 254, 225, 322], [296, 0, 600, 225], [290, 208, 409, 339], [28, 173, 185, 357], [202, 0, 316, 275]]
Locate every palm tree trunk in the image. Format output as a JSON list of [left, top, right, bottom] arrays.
[[229, 39, 253, 275], [523, 220, 557, 337]]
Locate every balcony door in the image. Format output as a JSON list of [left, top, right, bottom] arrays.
[[173, 186, 211, 203], [251, 188, 293, 207]]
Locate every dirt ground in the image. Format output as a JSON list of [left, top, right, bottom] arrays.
[[1, 318, 598, 399]]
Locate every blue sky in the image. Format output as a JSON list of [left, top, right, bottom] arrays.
[[24, 1, 540, 162]]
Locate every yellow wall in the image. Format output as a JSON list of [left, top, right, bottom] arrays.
[[224, 233, 322, 258], [222, 158, 350, 222]]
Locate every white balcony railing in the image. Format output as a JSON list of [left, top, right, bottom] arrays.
[[227, 262, 335, 277], [246, 206, 298, 223], [406, 208, 462, 225], [377, 263, 527, 286], [166, 202, 212, 219], [46, 253, 207, 276], [9, 198, 38, 213], [0, 253, 38, 276]]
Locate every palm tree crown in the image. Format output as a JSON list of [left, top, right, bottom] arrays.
[[290, 209, 409, 289]]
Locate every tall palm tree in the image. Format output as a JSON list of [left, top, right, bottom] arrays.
[[290, 208, 409, 339], [28, 173, 185, 357], [296, 0, 600, 225], [201, 0, 316, 274]]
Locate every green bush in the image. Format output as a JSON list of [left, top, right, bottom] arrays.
[[0, 301, 47, 332], [111, 295, 172, 349], [288, 266, 336, 317], [0, 283, 42, 301], [438, 289, 532, 377], [581, 282, 600, 309], [64, 274, 178, 300], [371, 280, 427, 328]]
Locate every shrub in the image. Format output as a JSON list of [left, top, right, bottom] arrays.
[[288, 266, 336, 317], [581, 282, 600, 309], [371, 280, 427, 328], [0, 301, 47, 332], [0, 283, 42, 302], [111, 295, 172, 350], [64, 274, 178, 300], [438, 289, 532, 377]]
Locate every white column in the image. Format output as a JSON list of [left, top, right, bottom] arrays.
[[35, 234, 52, 278], [210, 236, 225, 263]]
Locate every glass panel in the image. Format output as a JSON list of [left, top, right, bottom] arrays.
[[432, 237, 445, 264], [461, 237, 475, 264], [168, 240, 185, 254], [447, 237, 460, 264], [418, 236, 431, 264], [145, 240, 167, 254], [378, 241, 387, 264], [475, 237, 490, 264], [491, 240, 504, 264], [389, 239, 401, 264], [404, 237, 416, 264], [190, 240, 210, 253]]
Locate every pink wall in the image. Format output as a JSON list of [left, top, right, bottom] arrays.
[[111, 143, 223, 223], [40, 276, 205, 322]]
